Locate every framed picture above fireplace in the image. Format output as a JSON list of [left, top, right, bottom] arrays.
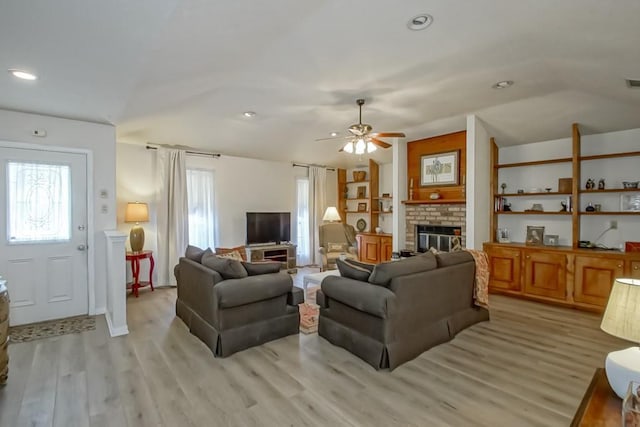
[[420, 150, 459, 186]]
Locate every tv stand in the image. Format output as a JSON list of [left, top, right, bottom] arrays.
[[246, 244, 297, 273]]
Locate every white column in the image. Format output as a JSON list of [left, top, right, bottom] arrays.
[[103, 230, 129, 337], [466, 115, 492, 249], [392, 138, 408, 251]]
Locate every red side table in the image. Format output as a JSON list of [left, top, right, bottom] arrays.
[[126, 250, 155, 297]]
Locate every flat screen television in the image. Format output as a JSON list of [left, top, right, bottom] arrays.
[[246, 212, 291, 245]]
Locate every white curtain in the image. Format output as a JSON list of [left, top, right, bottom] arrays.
[[308, 166, 326, 267], [296, 177, 310, 265], [156, 148, 188, 286], [186, 168, 216, 249]]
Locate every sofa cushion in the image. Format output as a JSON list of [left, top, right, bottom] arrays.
[[242, 261, 281, 276], [202, 252, 248, 279], [368, 252, 438, 287], [185, 245, 212, 263], [214, 273, 293, 308], [336, 258, 372, 282], [217, 250, 244, 261], [436, 251, 473, 268], [215, 246, 247, 261], [327, 242, 348, 253]]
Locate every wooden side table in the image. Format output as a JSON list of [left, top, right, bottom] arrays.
[[571, 368, 621, 426], [126, 251, 155, 297], [0, 280, 9, 385]]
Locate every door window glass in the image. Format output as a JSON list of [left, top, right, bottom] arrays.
[[7, 162, 71, 243]]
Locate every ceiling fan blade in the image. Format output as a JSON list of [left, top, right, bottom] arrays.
[[315, 135, 353, 142], [370, 137, 392, 149], [370, 132, 406, 138]]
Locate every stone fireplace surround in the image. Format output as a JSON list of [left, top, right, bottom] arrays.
[[405, 203, 466, 252]]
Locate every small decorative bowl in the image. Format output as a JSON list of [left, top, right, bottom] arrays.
[[623, 181, 639, 189]]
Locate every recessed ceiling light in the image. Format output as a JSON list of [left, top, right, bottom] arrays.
[[492, 80, 513, 89], [243, 111, 256, 118], [8, 69, 37, 80], [330, 132, 339, 137], [407, 14, 433, 31]]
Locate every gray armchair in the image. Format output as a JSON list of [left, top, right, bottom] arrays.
[[318, 223, 358, 270]]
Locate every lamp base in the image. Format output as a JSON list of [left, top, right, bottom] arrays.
[[129, 224, 145, 253], [605, 346, 640, 398]]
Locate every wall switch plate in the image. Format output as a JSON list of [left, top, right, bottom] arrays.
[[32, 129, 46, 137], [609, 220, 618, 229]]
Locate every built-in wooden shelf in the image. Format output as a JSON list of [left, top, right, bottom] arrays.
[[580, 188, 639, 193], [496, 211, 572, 215], [495, 157, 572, 169], [496, 192, 571, 197], [580, 150, 640, 161], [580, 211, 640, 215], [371, 210, 393, 214], [372, 196, 393, 200], [345, 198, 368, 201], [346, 180, 369, 184], [345, 210, 369, 214], [403, 199, 466, 205]]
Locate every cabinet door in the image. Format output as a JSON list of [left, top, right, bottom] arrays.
[[523, 250, 566, 300], [487, 247, 522, 292], [630, 261, 640, 279], [357, 235, 380, 264], [575, 256, 624, 307], [381, 236, 393, 262]]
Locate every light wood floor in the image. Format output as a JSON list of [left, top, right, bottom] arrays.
[[0, 284, 627, 426]]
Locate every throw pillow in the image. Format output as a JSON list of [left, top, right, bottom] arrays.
[[241, 261, 281, 276], [327, 242, 347, 253], [216, 250, 244, 261], [202, 252, 248, 280], [336, 258, 372, 282], [185, 245, 212, 263], [215, 246, 247, 261]]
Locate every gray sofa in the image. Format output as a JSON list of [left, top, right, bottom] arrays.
[[174, 246, 303, 357], [317, 251, 489, 370]]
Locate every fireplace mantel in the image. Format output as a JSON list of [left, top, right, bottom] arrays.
[[403, 199, 466, 205]]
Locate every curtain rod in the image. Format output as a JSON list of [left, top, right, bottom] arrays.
[[292, 162, 335, 171], [145, 145, 220, 158]]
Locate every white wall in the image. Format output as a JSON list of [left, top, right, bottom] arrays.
[[0, 109, 116, 313], [466, 115, 492, 249], [116, 142, 337, 281]]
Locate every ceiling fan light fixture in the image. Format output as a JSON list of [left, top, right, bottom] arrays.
[[366, 142, 377, 153], [242, 111, 256, 118], [8, 69, 37, 80], [407, 14, 433, 31], [343, 141, 354, 153], [355, 138, 366, 155], [330, 132, 339, 137]]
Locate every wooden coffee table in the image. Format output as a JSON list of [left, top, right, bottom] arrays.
[[571, 368, 621, 426]]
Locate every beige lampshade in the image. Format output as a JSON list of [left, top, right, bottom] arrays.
[[601, 278, 640, 342], [322, 206, 341, 222], [124, 202, 149, 223]]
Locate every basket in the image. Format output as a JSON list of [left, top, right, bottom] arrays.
[[353, 171, 367, 181]]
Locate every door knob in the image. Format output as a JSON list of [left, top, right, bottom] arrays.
[[77, 244, 86, 251]]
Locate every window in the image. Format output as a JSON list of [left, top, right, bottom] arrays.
[[7, 161, 71, 243], [296, 177, 310, 265], [186, 168, 216, 249]]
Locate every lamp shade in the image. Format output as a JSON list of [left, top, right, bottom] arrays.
[[322, 206, 342, 222], [124, 202, 149, 223], [601, 278, 640, 342]]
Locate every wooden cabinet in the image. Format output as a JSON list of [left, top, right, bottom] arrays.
[[485, 242, 640, 311], [246, 244, 297, 273], [523, 250, 566, 300], [574, 255, 623, 307], [486, 246, 522, 292], [356, 233, 392, 264]]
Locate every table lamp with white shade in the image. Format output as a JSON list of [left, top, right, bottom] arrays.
[[322, 206, 342, 222], [600, 278, 640, 398], [124, 202, 149, 253]]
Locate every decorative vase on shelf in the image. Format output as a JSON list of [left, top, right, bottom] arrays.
[[586, 202, 595, 212], [375, 226, 382, 234]]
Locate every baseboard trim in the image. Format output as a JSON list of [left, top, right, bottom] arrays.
[[104, 313, 129, 337]]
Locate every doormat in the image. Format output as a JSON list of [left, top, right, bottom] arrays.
[[9, 315, 96, 344]]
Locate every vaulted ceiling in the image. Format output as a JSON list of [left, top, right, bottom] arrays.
[[2, 1, 640, 167]]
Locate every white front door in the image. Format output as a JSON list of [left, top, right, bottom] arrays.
[[0, 147, 88, 326]]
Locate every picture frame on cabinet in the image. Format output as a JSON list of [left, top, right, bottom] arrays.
[[420, 150, 459, 186], [620, 193, 640, 212], [357, 186, 366, 199], [357, 202, 367, 212], [544, 234, 559, 246], [525, 226, 545, 245], [497, 228, 511, 243]]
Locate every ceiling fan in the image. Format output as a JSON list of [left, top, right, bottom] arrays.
[[316, 99, 405, 154]]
